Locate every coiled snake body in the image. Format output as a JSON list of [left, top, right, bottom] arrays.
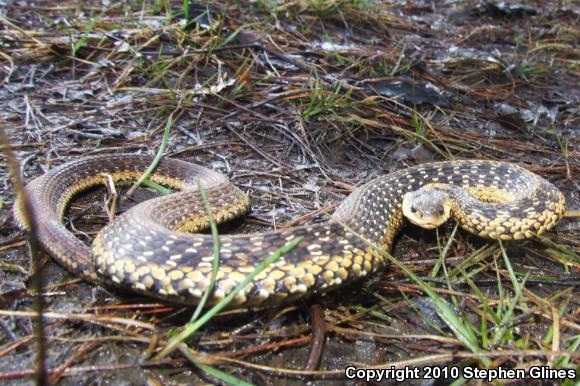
[[15, 155, 566, 307]]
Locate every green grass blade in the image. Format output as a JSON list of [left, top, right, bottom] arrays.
[[189, 178, 221, 323], [447, 244, 498, 279], [448, 376, 467, 386], [497, 239, 519, 289], [183, 0, 189, 20], [194, 362, 254, 386], [141, 179, 172, 195], [430, 224, 458, 278], [555, 334, 579, 367], [179, 344, 254, 386], [126, 113, 173, 198], [491, 241, 528, 346], [73, 18, 96, 55]]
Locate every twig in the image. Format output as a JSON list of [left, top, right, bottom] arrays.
[[0, 127, 48, 385], [0, 310, 155, 330], [0, 49, 14, 86], [101, 173, 118, 221], [304, 303, 325, 371], [224, 122, 291, 168]]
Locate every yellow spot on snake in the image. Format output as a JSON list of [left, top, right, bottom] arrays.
[[125, 262, 136, 273], [302, 273, 315, 286], [219, 279, 236, 293], [142, 275, 154, 288], [325, 261, 339, 272], [187, 270, 204, 282], [283, 276, 297, 290], [229, 271, 246, 282], [261, 278, 276, 293], [290, 267, 305, 279], [152, 268, 166, 280], [168, 270, 184, 281], [322, 270, 334, 283]]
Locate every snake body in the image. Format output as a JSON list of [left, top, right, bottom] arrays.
[[15, 155, 566, 307]]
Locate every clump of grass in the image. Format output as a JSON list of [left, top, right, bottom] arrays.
[[298, 74, 352, 122], [257, 0, 374, 18], [344, 218, 578, 375]]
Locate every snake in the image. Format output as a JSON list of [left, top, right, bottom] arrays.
[[14, 154, 566, 307]]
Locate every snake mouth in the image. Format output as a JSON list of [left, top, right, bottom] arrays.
[[415, 222, 440, 229], [406, 217, 446, 230]]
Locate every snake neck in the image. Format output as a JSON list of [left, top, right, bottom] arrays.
[[332, 174, 414, 250]]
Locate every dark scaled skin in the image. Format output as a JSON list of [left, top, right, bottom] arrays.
[[16, 155, 566, 307]]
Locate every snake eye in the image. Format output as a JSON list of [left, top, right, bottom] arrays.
[[410, 206, 417, 213], [438, 208, 445, 216]]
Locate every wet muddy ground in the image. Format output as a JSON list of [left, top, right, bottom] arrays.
[[0, 0, 578, 385]]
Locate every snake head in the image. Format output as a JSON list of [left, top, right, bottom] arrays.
[[402, 186, 452, 229]]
